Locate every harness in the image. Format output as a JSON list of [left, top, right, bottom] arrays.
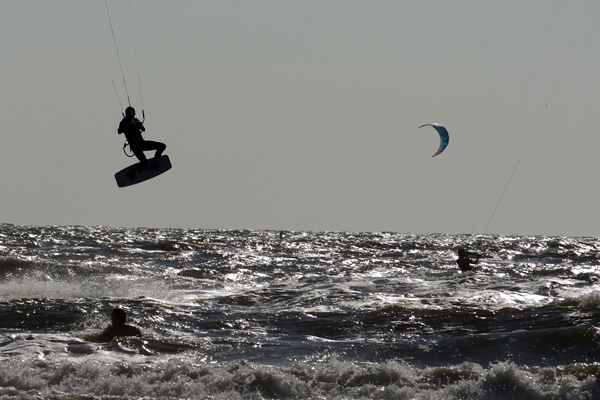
[[123, 142, 135, 158], [121, 115, 145, 158]]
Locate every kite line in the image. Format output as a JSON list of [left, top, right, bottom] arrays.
[[469, 0, 600, 249], [89, 0, 145, 119], [104, 0, 132, 114]]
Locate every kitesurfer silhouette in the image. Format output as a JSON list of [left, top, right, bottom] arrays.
[[456, 248, 479, 272], [97, 308, 142, 342], [118, 106, 166, 168]]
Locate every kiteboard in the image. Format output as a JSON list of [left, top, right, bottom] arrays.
[[115, 155, 171, 188]]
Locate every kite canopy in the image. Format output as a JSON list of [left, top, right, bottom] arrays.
[[419, 123, 449, 157]]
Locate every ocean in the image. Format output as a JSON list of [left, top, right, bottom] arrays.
[[1, 224, 600, 399]]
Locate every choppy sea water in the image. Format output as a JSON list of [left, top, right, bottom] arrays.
[[1, 224, 600, 399]]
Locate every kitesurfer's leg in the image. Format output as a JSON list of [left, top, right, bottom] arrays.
[[141, 140, 166, 159], [140, 140, 166, 167], [155, 142, 166, 159], [132, 146, 148, 169]]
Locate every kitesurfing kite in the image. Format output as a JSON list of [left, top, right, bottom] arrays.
[[418, 123, 449, 157]]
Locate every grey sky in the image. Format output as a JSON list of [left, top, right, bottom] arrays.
[[2, 1, 599, 236]]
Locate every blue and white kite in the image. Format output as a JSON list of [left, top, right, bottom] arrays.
[[419, 123, 449, 157]]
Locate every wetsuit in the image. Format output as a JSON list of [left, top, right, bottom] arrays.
[[456, 257, 473, 272], [118, 117, 166, 167]]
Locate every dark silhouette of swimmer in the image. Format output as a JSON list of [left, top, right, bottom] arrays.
[[98, 308, 142, 342], [456, 248, 479, 272]]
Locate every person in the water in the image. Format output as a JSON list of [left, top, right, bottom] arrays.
[[456, 248, 479, 272], [97, 308, 142, 342]]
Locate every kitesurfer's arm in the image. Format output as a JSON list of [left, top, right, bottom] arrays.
[[117, 119, 144, 134], [118, 120, 125, 135]]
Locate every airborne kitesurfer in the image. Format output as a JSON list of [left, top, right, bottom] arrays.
[[118, 106, 166, 168]]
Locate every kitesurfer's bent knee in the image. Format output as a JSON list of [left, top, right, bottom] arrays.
[[141, 140, 166, 159], [130, 140, 166, 166], [154, 142, 166, 159]]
